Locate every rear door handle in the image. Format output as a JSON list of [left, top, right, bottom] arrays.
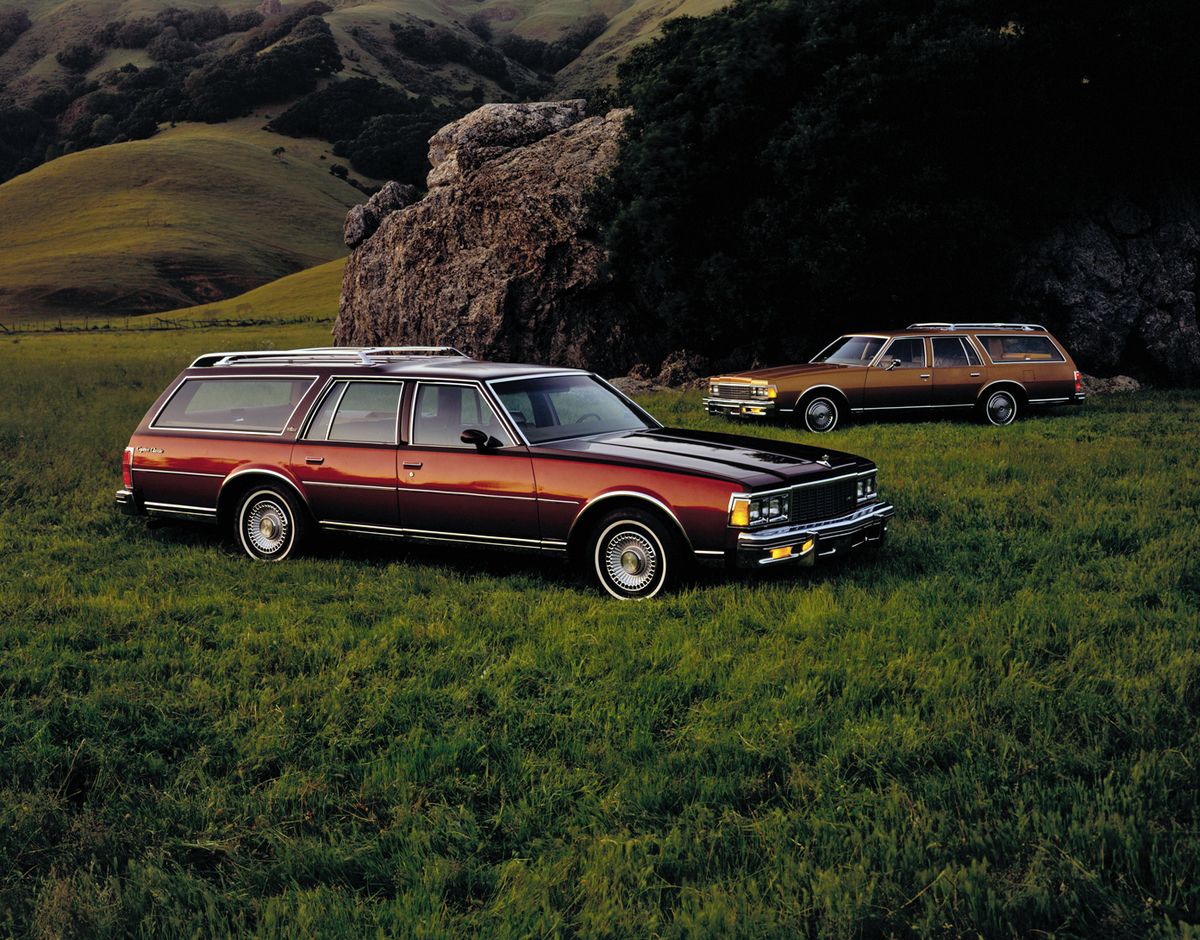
[[403, 461, 423, 469], [919, 373, 930, 379], [970, 372, 981, 377], [305, 456, 325, 465]]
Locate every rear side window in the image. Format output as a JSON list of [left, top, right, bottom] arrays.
[[154, 377, 313, 433], [932, 337, 982, 368], [304, 380, 403, 444], [979, 334, 1064, 363]]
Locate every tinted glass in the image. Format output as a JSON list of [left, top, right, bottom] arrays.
[[412, 384, 508, 447], [932, 337, 972, 367], [303, 380, 347, 440], [980, 335, 1065, 363], [328, 382, 403, 443], [154, 377, 312, 432], [812, 335, 886, 364], [883, 337, 926, 368], [495, 375, 652, 444]]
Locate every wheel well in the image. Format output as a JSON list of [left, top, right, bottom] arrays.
[[795, 386, 850, 413], [567, 495, 691, 564], [217, 472, 310, 531], [976, 381, 1027, 407]]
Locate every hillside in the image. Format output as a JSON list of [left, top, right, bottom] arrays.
[[0, 120, 356, 323], [156, 255, 345, 323]]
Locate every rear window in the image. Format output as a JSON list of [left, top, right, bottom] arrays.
[[979, 335, 1064, 363], [153, 377, 313, 433]]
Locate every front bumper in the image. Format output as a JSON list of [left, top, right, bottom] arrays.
[[734, 500, 894, 568], [703, 397, 776, 418], [115, 487, 145, 516]]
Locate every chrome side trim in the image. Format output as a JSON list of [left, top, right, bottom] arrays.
[[218, 467, 309, 508], [852, 403, 975, 412], [405, 488, 537, 502], [975, 379, 1028, 401], [318, 520, 567, 551], [144, 501, 217, 515], [693, 549, 725, 557], [132, 467, 223, 478], [306, 480, 396, 491], [1028, 396, 1072, 404]]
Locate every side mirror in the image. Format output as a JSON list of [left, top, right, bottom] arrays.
[[884, 358, 901, 371], [461, 428, 499, 449]]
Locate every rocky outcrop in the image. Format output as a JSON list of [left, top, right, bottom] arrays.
[[334, 101, 638, 373], [1013, 187, 1200, 385], [1080, 373, 1142, 395], [343, 181, 417, 248]]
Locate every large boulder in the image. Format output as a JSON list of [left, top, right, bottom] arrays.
[[1013, 187, 1200, 385], [334, 101, 638, 373]]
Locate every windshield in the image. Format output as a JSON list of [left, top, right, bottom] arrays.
[[493, 374, 654, 444], [811, 335, 886, 365]]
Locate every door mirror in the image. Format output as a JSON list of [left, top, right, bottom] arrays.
[[461, 428, 500, 449], [883, 358, 901, 371]]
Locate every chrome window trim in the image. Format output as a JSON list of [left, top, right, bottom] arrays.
[[301, 376, 405, 446], [976, 333, 1066, 365], [409, 380, 521, 450], [150, 374, 319, 436]]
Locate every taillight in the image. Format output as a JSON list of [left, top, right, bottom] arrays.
[[1074, 370, 1082, 394], [122, 446, 134, 488]]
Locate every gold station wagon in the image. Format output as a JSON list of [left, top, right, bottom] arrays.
[[704, 322, 1085, 432]]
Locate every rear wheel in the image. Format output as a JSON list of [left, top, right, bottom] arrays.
[[799, 394, 840, 433], [981, 388, 1019, 426], [235, 486, 305, 561], [589, 508, 678, 600]]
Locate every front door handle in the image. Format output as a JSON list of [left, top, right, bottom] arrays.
[[970, 372, 981, 377], [305, 456, 325, 465], [919, 373, 930, 379], [403, 461, 423, 469]]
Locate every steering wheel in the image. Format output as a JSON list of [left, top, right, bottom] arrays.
[[575, 413, 602, 424]]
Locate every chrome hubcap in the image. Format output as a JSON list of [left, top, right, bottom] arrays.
[[246, 498, 289, 555], [807, 400, 835, 431], [988, 393, 1014, 424], [605, 531, 658, 593]]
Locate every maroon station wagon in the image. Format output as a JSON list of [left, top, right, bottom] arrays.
[[116, 347, 895, 599]]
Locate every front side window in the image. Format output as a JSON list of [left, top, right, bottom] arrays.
[[881, 337, 926, 368], [979, 334, 1065, 363], [812, 335, 887, 364], [494, 374, 654, 444], [154, 377, 313, 433], [412, 384, 510, 447]]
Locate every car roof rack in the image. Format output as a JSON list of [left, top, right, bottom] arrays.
[[907, 322, 1047, 332], [189, 346, 470, 368]]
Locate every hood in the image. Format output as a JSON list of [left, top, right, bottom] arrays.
[[540, 427, 871, 489], [710, 362, 862, 382]]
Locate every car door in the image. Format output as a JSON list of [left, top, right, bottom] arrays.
[[930, 336, 986, 407], [862, 336, 932, 409], [398, 381, 540, 544], [289, 379, 403, 528]]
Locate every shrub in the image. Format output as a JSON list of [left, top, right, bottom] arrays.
[[55, 44, 101, 72], [0, 7, 30, 54]]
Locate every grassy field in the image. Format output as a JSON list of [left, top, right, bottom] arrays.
[[0, 122, 360, 325], [0, 324, 1197, 937]]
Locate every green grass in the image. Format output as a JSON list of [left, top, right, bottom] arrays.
[[1, 325, 1197, 937], [155, 257, 347, 324], [0, 122, 360, 324]]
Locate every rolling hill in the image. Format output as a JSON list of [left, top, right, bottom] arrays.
[[0, 120, 357, 323]]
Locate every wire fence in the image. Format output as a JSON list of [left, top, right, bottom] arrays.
[[0, 314, 335, 335]]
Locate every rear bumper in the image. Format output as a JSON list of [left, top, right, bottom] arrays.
[[703, 397, 776, 418], [115, 487, 145, 516], [734, 500, 894, 568]]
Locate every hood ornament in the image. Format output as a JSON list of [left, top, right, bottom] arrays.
[[816, 454, 832, 468]]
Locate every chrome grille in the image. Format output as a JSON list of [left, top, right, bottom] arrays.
[[715, 384, 752, 400], [791, 479, 858, 523]]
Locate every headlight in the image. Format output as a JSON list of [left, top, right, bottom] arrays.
[[730, 493, 791, 527], [709, 384, 719, 396], [856, 474, 878, 501], [749, 385, 778, 400]]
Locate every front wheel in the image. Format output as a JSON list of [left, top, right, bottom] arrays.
[[799, 395, 840, 433], [980, 389, 1019, 426], [589, 509, 678, 600], [235, 486, 305, 561]]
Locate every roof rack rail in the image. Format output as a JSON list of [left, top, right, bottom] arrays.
[[907, 322, 1046, 332], [189, 346, 470, 368]]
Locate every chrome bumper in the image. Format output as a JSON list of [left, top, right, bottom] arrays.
[[115, 487, 144, 516], [703, 396, 776, 417], [735, 500, 894, 567]]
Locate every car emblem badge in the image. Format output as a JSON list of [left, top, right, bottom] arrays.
[[816, 454, 831, 468]]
